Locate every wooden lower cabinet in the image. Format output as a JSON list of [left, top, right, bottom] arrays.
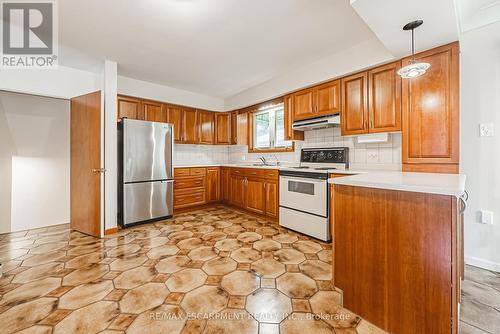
[[174, 167, 217, 210], [333, 184, 462, 334], [245, 177, 265, 215], [230, 175, 246, 207], [264, 180, 278, 218], [206, 167, 220, 202], [221, 167, 231, 202]]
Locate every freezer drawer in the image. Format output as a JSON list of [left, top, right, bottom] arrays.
[[123, 180, 173, 225]]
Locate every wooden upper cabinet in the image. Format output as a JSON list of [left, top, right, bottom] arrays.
[[166, 105, 183, 143], [117, 96, 143, 121], [292, 88, 315, 120], [231, 112, 238, 144], [215, 113, 231, 144], [198, 110, 215, 144], [236, 112, 249, 145], [341, 72, 369, 136], [402, 42, 459, 172], [143, 100, 166, 123], [368, 62, 402, 133], [182, 108, 199, 144], [315, 80, 341, 117], [284, 94, 304, 141]]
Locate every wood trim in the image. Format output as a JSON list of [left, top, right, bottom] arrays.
[[402, 163, 459, 174], [247, 110, 296, 153], [104, 227, 118, 235]]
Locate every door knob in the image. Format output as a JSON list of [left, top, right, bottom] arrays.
[[92, 168, 106, 174]]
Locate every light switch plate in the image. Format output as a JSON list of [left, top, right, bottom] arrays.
[[479, 210, 494, 224], [479, 123, 494, 137]]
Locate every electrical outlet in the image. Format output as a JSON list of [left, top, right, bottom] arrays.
[[479, 123, 494, 137], [479, 210, 494, 224]]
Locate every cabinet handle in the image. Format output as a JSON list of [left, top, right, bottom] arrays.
[[364, 120, 368, 129], [370, 120, 373, 128]]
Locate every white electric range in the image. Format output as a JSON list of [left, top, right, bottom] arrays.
[[279, 147, 349, 241]]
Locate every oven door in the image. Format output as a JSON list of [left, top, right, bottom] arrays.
[[279, 175, 327, 217]]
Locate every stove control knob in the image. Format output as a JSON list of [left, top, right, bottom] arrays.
[[327, 153, 333, 159], [318, 152, 325, 161]]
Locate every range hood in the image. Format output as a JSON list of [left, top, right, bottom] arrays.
[[292, 114, 340, 131]]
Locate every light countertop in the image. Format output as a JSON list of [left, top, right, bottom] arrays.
[[174, 164, 385, 173], [329, 171, 466, 197]]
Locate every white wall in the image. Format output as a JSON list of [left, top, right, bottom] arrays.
[[0, 66, 101, 99], [0, 99, 13, 233], [0, 92, 70, 232], [225, 38, 393, 110], [460, 22, 500, 271], [118, 76, 225, 111]]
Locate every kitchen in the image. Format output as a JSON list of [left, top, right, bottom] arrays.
[[0, 1, 499, 334]]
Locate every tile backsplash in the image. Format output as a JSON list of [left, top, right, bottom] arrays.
[[175, 126, 402, 171]]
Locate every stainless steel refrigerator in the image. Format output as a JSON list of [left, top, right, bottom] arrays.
[[118, 119, 174, 227]]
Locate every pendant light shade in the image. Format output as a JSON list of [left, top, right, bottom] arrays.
[[398, 20, 430, 79]]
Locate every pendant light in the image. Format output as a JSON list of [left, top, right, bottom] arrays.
[[398, 20, 430, 79]]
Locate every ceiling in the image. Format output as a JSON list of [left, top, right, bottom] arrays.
[[58, 0, 379, 98], [455, 0, 500, 32]]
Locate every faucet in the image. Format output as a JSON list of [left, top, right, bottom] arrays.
[[272, 154, 280, 166], [259, 156, 267, 165]]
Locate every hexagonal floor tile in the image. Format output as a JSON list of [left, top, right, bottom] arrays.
[[62, 264, 109, 286], [317, 250, 332, 264], [146, 245, 180, 259], [106, 243, 141, 258], [280, 312, 333, 334], [204, 308, 258, 334], [21, 251, 66, 267], [309, 290, 359, 328], [136, 236, 168, 248], [246, 289, 292, 324], [0, 297, 57, 333], [58, 279, 114, 309], [109, 254, 147, 271], [273, 249, 306, 265], [253, 239, 281, 252], [223, 225, 246, 234], [166, 269, 207, 292], [254, 227, 279, 236], [54, 301, 119, 334], [188, 246, 217, 261], [276, 273, 318, 299], [120, 283, 170, 314], [155, 255, 191, 274], [273, 233, 299, 244], [202, 257, 237, 276], [160, 225, 184, 234], [201, 231, 227, 242], [0, 277, 60, 307], [113, 266, 156, 290], [251, 259, 285, 278], [292, 241, 322, 254], [176, 237, 203, 250], [64, 252, 105, 269], [236, 232, 262, 243], [221, 271, 260, 296], [181, 285, 228, 314], [12, 262, 64, 284], [231, 247, 261, 263], [299, 260, 332, 280], [127, 304, 186, 334], [168, 231, 194, 242], [214, 239, 242, 252]]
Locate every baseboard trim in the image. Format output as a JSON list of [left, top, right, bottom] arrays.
[[104, 227, 118, 235], [465, 256, 500, 272]]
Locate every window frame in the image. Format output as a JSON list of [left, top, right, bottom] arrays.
[[248, 103, 294, 153]]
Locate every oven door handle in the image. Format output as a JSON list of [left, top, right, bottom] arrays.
[[280, 175, 327, 183]]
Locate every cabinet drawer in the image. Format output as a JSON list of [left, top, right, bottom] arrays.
[[174, 191, 205, 208], [190, 168, 207, 176], [245, 169, 267, 178], [174, 168, 190, 177], [264, 169, 278, 180], [231, 168, 245, 176], [175, 177, 205, 190]]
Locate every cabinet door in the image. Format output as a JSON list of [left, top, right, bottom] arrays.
[[284, 94, 304, 141], [198, 110, 215, 144], [236, 112, 248, 145], [292, 88, 315, 120], [341, 72, 369, 136], [206, 167, 220, 202], [245, 177, 265, 215], [220, 168, 231, 202], [402, 42, 459, 171], [183, 108, 199, 144], [231, 112, 238, 144], [230, 175, 246, 207], [265, 180, 278, 218], [215, 113, 231, 144], [368, 62, 401, 133], [315, 80, 341, 117], [166, 106, 183, 143], [117, 96, 143, 120], [144, 101, 166, 123]]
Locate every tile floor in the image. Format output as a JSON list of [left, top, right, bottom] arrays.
[[0, 206, 498, 333]]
